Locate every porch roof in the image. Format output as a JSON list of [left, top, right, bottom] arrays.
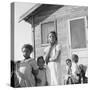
[[19, 4, 64, 24], [19, 3, 42, 23]]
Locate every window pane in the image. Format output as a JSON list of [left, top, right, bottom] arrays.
[[41, 22, 55, 44], [70, 18, 86, 49]]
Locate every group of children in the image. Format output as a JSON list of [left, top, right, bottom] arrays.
[[11, 44, 48, 87], [11, 44, 88, 88], [64, 54, 88, 85]]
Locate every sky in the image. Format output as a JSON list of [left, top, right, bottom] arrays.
[[14, 2, 36, 61]]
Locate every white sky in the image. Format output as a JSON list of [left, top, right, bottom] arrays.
[[15, 2, 36, 61]]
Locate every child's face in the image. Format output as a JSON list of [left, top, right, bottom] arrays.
[[22, 48, 30, 59], [38, 59, 44, 68], [72, 55, 78, 63], [48, 33, 56, 44], [66, 61, 72, 67]]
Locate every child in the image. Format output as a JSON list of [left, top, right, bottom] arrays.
[[64, 59, 73, 84], [71, 54, 80, 84], [17, 44, 39, 87], [36, 56, 48, 86], [78, 64, 88, 84]]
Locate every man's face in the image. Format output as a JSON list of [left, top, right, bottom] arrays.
[[22, 48, 30, 59]]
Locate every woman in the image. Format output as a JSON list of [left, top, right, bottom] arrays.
[[44, 31, 62, 86]]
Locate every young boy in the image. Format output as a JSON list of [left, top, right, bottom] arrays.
[[71, 54, 80, 84], [78, 64, 88, 84], [64, 59, 73, 84], [17, 44, 39, 87], [36, 56, 48, 86]]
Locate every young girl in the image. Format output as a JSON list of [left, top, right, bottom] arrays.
[[17, 44, 38, 87], [36, 56, 48, 86], [44, 31, 62, 85]]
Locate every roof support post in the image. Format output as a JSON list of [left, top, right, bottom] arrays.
[[31, 16, 36, 60]]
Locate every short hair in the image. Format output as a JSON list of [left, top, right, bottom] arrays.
[[49, 31, 57, 42], [22, 44, 33, 53], [37, 56, 45, 64], [72, 54, 79, 63]]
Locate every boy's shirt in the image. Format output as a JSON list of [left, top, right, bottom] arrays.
[[71, 63, 80, 76], [66, 66, 72, 75], [36, 67, 47, 86], [64, 66, 72, 80], [71, 63, 80, 83]]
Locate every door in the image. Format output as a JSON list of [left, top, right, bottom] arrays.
[[68, 16, 88, 65]]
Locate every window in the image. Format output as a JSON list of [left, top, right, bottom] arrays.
[[41, 21, 56, 44], [70, 17, 87, 49]]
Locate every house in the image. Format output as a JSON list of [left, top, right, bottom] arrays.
[[19, 4, 88, 84]]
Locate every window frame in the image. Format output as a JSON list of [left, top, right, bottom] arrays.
[[68, 16, 88, 52], [40, 20, 57, 46]]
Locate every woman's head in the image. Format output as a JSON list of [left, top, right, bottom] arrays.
[[48, 31, 57, 45], [22, 44, 33, 59], [37, 56, 45, 68], [72, 54, 79, 63]]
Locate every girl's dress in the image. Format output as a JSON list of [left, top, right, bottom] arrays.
[[36, 67, 47, 86], [44, 44, 62, 85], [17, 58, 38, 87]]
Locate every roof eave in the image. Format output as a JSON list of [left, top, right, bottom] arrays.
[[18, 3, 42, 23]]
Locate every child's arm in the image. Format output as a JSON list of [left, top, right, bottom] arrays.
[[31, 60, 39, 76], [31, 61, 41, 86]]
